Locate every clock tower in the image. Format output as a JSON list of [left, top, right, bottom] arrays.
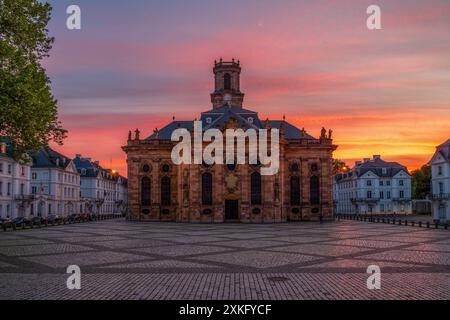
[[211, 58, 245, 109]]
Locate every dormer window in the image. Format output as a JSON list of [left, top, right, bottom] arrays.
[[206, 117, 212, 124], [382, 168, 387, 175], [247, 117, 253, 124]]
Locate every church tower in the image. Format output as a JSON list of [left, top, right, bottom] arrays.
[[210, 58, 245, 109]]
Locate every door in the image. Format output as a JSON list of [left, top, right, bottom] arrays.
[[225, 200, 239, 220]]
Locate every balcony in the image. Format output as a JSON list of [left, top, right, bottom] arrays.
[[432, 193, 450, 200], [350, 197, 380, 203], [14, 194, 35, 201]]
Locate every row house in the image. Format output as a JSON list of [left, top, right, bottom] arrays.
[[333, 155, 412, 215], [0, 138, 33, 218], [430, 139, 450, 222], [74, 155, 128, 215]]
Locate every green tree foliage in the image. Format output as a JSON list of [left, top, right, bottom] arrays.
[[411, 164, 431, 199], [0, 0, 66, 161]]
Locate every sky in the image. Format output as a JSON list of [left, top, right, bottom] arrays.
[[44, 0, 450, 176]]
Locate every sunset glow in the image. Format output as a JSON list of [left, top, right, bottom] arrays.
[[45, 0, 450, 175]]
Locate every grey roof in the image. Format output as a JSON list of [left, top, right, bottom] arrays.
[[335, 157, 409, 182], [147, 105, 316, 141], [74, 155, 127, 182], [31, 147, 72, 169], [435, 139, 450, 161]]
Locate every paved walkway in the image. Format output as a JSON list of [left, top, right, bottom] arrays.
[[0, 220, 449, 299]]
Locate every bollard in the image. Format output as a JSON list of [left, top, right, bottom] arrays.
[[435, 222, 439, 229], [419, 221, 422, 227], [411, 221, 415, 227], [382, 218, 385, 223], [426, 222, 430, 228], [405, 220, 408, 226], [398, 220, 402, 225], [393, 219, 396, 224], [445, 223, 448, 230]]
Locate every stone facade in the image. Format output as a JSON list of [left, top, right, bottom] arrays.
[[122, 60, 337, 223]]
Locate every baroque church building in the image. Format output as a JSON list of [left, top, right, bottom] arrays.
[[123, 60, 337, 223]]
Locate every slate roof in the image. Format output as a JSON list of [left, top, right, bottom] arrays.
[[335, 157, 409, 182], [146, 105, 316, 141], [31, 147, 72, 169], [74, 155, 127, 182], [435, 139, 450, 161]]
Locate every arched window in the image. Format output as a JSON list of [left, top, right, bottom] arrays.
[[202, 172, 213, 205], [251, 172, 262, 205], [161, 176, 171, 206], [290, 176, 300, 205], [141, 177, 151, 206], [224, 73, 231, 90], [310, 176, 320, 204]]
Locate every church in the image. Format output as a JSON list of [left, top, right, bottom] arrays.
[[122, 59, 337, 223]]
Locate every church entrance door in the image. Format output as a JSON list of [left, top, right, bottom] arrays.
[[225, 200, 239, 221]]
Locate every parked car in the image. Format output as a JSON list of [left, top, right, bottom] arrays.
[[47, 214, 62, 226], [1, 218, 15, 231], [12, 217, 33, 229], [68, 213, 82, 223], [80, 213, 92, 222], [31, 216, 46, 228]]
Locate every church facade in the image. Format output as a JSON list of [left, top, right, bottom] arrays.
[[122, 60, 337, 223]]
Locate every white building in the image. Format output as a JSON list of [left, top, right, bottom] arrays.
[[74, 155, 128, 215], [30, 147, 81, 217], [0, 138, 33, 218], [430, 139, 450, 222], [333, 155, 412, 215]]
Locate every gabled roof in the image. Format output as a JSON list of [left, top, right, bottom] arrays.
[[357, 158, 408, 177], [432, 139, 450, 163], [31, 147, 72, 169], [334, 156, 409, 182], [73, 156, 100, 178]]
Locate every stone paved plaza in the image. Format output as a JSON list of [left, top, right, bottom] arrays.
[[0, 219, 449, 300]]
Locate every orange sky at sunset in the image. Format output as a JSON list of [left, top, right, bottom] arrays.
[[45, 0, 450, 176]]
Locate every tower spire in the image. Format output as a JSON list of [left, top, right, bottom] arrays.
[[211, 59, 245, 109]]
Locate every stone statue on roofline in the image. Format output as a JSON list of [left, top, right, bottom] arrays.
[[321, 127, 326, 139]]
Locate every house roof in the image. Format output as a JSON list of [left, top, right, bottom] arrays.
[[335, 157, 409, 182], [435, 139, 450, 161], [31, 147, 72, 169]]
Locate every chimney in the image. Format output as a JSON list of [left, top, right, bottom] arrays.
[[94, 161, 100, 166], [363, 158, 370, 163], [75, 154, 81, 158], [373, 155, 381, 160], [355, 161, 362, 167]]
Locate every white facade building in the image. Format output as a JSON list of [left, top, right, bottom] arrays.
[[430, 139, 450, 222], [0, 139, 32, 218], [74, 155, 128, 215], [30, 147, 81, 217], [333, 155, 412, 215]]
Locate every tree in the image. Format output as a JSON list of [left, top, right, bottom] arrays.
[[333, 159, 348, 175], [0, 0, 66, 161], [411, 164, 431, 199]]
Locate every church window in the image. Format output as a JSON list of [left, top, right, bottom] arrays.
[[290, 176, 300, 205], [161, 176, 171, 205], [290, 163, 299, 172], [224, 73, 231, 90], [162, 164, 170, 173], [310, 176, 320, 204], [251, 172, 262, 205], [142, 164, 150, 173], [141, 177, 151, 206], [202, 172, 213, 205]]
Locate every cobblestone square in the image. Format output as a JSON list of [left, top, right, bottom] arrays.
[[0, 219, 449, 300]]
